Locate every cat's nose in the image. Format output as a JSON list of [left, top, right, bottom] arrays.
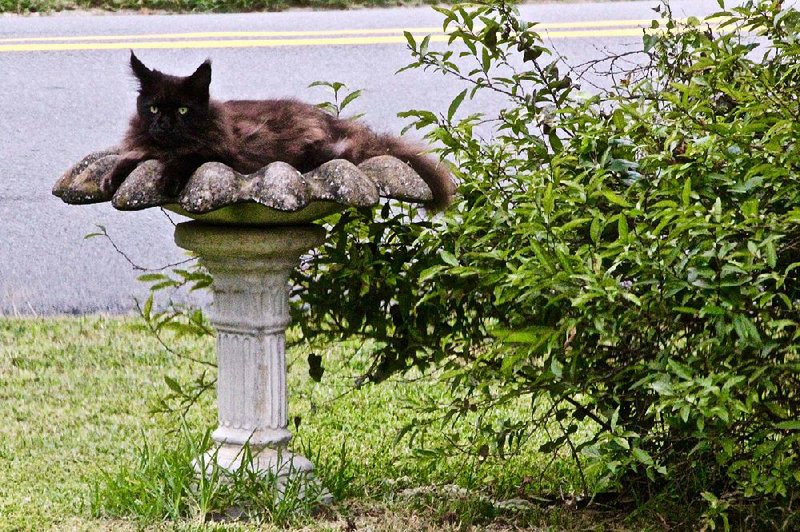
[[151, 119, 171, 135]]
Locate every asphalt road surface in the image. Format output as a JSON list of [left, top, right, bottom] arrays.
[[0, 0, 727, 315]]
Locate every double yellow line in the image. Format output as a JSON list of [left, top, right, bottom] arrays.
[[0, 19, 652, 53]]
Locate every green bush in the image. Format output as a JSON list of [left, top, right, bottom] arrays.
[[293, 1, 800, 527]]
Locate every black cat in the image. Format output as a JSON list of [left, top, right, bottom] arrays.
[[100, 52, 455, 210]]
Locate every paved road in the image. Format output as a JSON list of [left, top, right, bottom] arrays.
[[0, 0, 726, 315]]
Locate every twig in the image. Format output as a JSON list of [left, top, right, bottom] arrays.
[[90, 225, 195, 272], [134, 298, 217, 368]]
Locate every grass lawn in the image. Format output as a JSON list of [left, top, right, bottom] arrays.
[[0, 316, 649, 531]]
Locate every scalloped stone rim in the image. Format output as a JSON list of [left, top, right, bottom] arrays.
[[52, 150, 434, 225]]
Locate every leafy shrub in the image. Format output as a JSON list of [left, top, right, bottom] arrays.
[[292, 1, 800, 527]]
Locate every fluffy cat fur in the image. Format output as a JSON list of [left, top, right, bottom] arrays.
[[100, 52, 455, 211]]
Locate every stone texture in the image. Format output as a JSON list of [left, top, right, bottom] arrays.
[[178, 161, 311, 214], [53, 150, 433, 225], [51, 149, 118, 204], [112, 160, 170, 210], [175, 222, 327, 495], [358, 155, 434, 202], [305, 159, 379, 207]]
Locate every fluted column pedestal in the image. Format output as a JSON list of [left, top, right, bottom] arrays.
[[174, 221, 325, 490]]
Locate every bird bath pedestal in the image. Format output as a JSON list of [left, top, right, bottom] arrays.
[[175, 222, 324, 484], [53, 150, 435, 500]]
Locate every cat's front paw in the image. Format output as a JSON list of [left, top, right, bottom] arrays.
[[161, 175, 187, 198], [160, 165, 195, 198], [99, 172, 118, 196], [100, 164, 130, 196], [100, 151, 147, 196]]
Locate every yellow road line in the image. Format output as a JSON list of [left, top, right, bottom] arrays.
[[0, 31, 638, 52], [546, 27, 646, 38], [0, 35, 429, 52], [0, 27, 650, 53], [0, 18, 655, 44], [536, 18, 653, 29]]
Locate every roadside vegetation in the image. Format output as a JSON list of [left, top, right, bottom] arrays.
[[0, 0, 623, 16], [1, 0, 444, 15], [291, 1, 800, 528]]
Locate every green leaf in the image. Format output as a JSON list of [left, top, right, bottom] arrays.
[[765, 240, 777, 268], [523, 47, 544, 62], [481, 47, 492, 74], [613, 436, 630, 450], [543, 182, 554, 216], [632, 447, 654, 466], [601, 190, 630, 208], [733, 314, 761, 344], [164, 376, 183, 395], [529, 240, 555, 273], [491, 326, 555, 344], [700, 305, 726, 316], [340, 90, 363, 111], [403, 31, 416, 51], [617, 215, 629, 242], [138, 273, 167, 283], [548, 131, 563, 153], [440, 250, 459, 266], [482, 24, 498, 50], [448, 89, 468, 121], [643, 33, 658, 52], [142, 294, 153, 321], [394, 422, 416, 445], [590, 217, 602, 244], [650, 380, 673, 395], [776, 421, 800, 430], [682, 176, 692, 207], [550, 357, 563, 379], [308, 80, 332, 89], [420, 34, 431, 55]]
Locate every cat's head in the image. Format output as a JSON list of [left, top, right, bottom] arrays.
[[129, 52, 212, 147]]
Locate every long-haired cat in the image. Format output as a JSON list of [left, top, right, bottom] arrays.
[[100, 52, 455, 211]]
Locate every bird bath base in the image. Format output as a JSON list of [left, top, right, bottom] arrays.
[[174, 221, 328, 503]]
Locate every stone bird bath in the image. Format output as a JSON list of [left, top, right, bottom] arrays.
[[53, 150, 434, 499]]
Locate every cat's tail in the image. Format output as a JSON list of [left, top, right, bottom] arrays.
[[335, 120, 456, 211]]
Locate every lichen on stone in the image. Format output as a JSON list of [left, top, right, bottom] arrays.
[[53, 150, 434, 225]]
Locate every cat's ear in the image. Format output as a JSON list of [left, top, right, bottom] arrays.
[[184, 60, 212, 100], [129, 51, 153, 87]]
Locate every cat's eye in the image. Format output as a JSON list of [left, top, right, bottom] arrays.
[[178, 107, 188, 115], [149, 105, 159, 114]]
